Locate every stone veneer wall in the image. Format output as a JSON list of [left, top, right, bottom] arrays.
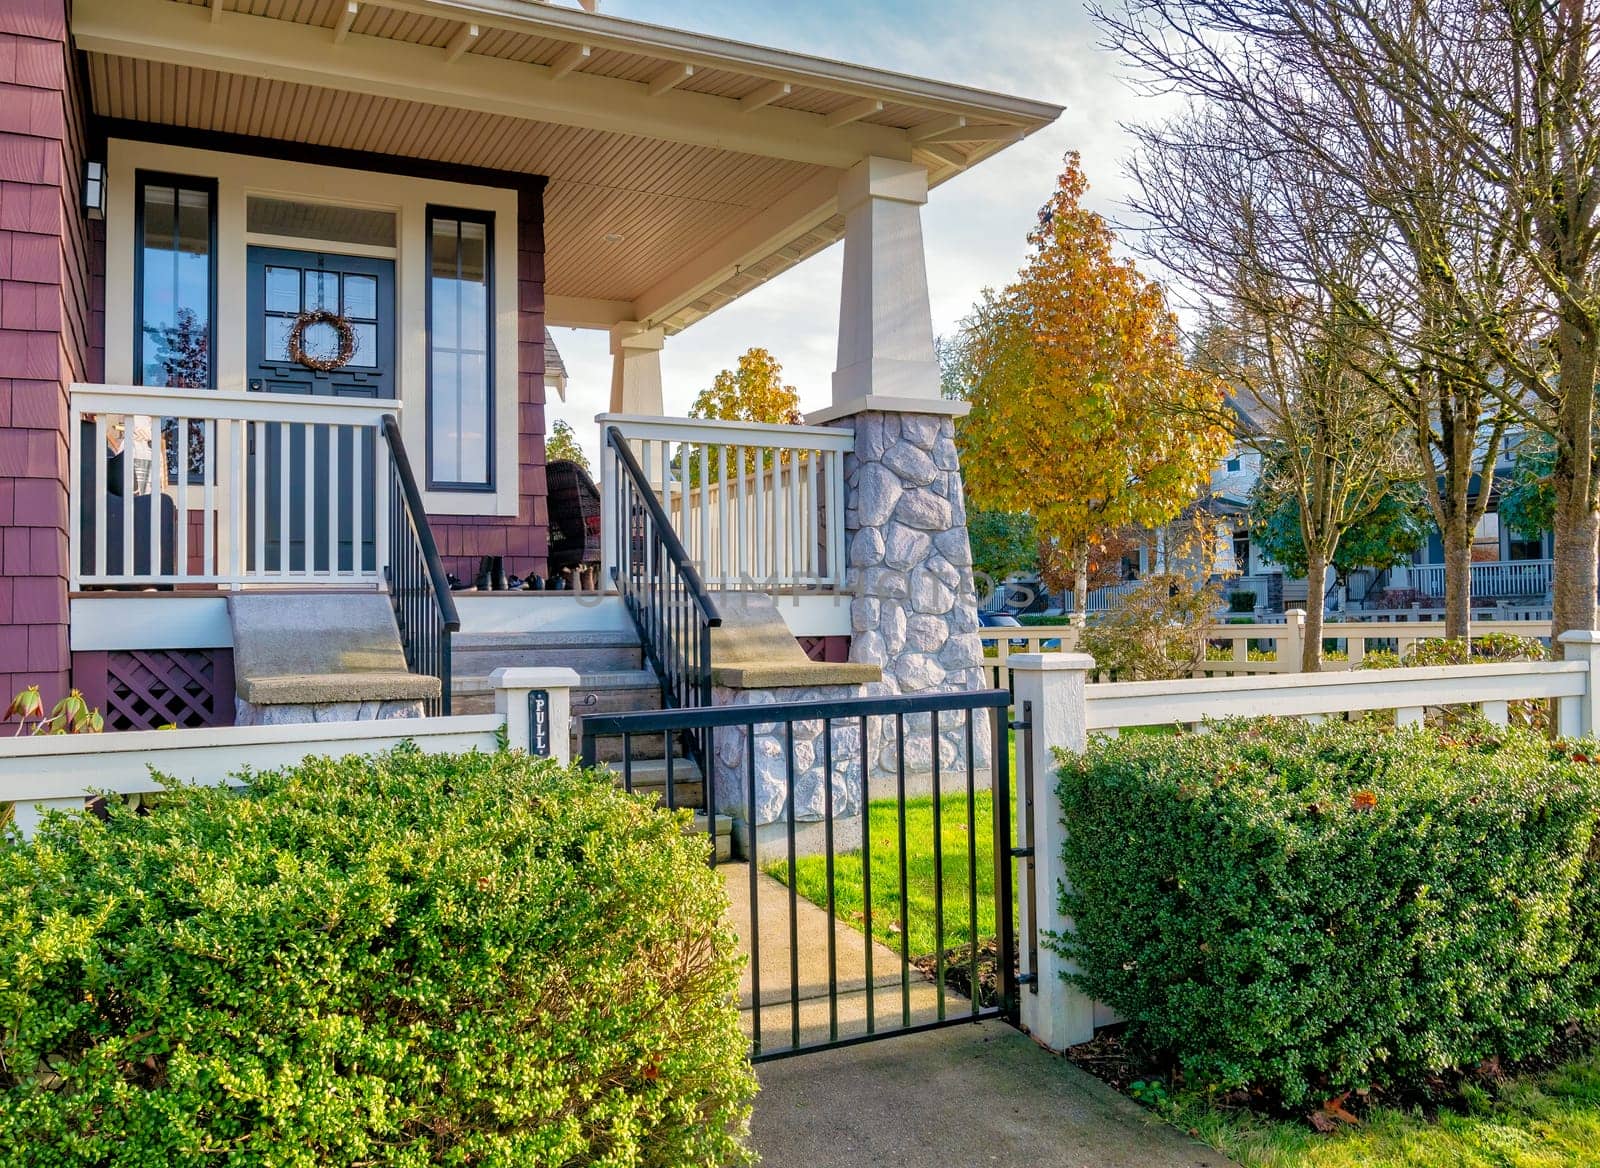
[[0, 0, 95, 713], [840, 411, 990, 778], [710, 683, 866, 829]]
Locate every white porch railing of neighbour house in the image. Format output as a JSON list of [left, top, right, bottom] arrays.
[[1058, 579, 1140, 615], [1404, 559, 1555, 600], [597, 414, 852, 590], [69, 384, 394, 589]]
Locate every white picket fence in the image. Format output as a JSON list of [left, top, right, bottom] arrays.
[[598, 413, 852, 590], [1009, 629, 1600, 1051], [0, 669, 577, 839], [981, 609, 1557, 689]]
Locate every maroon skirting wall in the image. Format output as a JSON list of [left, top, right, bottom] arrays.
[[427, 184, 549, 585], [0, 0, 95, 715], [799, 635, 851, 663], [74, 648, 235, 730]]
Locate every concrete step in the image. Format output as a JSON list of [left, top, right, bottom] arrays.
[[605, 756, 705, 808], [453, 668, 664, 717], [451, 630, 643, 676]]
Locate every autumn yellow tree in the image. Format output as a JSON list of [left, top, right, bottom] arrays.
[[545, 419, 590, 472], [682, 347, 802, 485], [954, 154, 1231, 620], [689, 347, 802, 425]]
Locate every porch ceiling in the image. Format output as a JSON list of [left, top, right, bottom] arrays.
[[74, 0, 1063, 335]]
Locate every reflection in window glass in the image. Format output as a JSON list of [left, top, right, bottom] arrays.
[[427, 211, 492, 488], [139, 180, 213, 389]]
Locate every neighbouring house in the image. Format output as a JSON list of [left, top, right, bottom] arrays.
[[1134, 437, 1555, 619], [0, 0, 1059, 838]]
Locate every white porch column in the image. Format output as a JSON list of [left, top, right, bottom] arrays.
[[1010, 652, 1098, 1050], [826, 156, 941, 413], [805, 158, 980, 782], [608, 321, 665, 415]]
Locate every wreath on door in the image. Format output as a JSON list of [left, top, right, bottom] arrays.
[[287, 309, 358, 372]]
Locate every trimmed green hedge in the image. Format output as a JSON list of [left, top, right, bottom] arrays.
[[0, 747, 754, 1167], [1018, 613, 1074, 627], [1056, 718, 1600, 1105]]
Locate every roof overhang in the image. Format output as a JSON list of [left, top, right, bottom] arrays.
[[73, 0, 1062, 334]]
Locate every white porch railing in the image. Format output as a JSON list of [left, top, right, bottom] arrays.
[[1060, 579, 1140, 614], [1403, 559, 1554, 599], [70, 384, 394, 589], [598, 414, 852, 590]]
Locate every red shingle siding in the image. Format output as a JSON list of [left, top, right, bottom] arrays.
[[427, 184, 550, 584], [0, 0, 91, 714]]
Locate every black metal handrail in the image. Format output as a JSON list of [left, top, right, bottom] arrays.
[[604, 425, 721, 760], [380, 414, 460, 715]]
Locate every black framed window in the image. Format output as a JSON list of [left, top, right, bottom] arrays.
[[426, 207, 494, 490], [1508, 532, 1547, 561], [136, 173, 216, 390], [135, 172, 217, 486]]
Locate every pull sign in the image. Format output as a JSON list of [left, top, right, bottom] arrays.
[[527, 689, 552, 757]]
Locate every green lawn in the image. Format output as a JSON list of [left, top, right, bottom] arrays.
[[769, 784, 999, 959], [765, 733, 1016, 959], [1164, 1055, 1600, 1167]]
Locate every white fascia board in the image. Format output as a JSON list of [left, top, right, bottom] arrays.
[[71, 596, 232, 651], [73, 0, 911, 170], [396, 0, 1065, 127]]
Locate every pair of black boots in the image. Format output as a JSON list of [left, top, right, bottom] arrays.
[[474, 555, 508, 591]]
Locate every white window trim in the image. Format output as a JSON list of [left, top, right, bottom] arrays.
[[105, 138, 522, 518]]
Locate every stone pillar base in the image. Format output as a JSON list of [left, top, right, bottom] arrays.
[[712, 683, 869, 848], [234, 697, 425, 726]]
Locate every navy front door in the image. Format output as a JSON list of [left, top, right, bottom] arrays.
[[245, 247, 395, 573]]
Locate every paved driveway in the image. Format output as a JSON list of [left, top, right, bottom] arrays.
[[751, 1020, 1235, 1168]]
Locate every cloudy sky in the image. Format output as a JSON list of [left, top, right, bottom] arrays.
[[545, 0, 1157, 464]]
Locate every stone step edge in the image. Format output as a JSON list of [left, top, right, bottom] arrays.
[[451, 669, 661, 694], [451, 630, 643, 648]]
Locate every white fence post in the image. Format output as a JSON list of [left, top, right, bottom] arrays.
[[492, 667, 580, 763], [1558, 630, 1600, 737], [1279, 608, 1305, 673], [1009, 651, 1097, 1051]]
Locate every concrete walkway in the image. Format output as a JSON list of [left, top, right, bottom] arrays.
[[722, 862, 946, 1055], [751, 1020, 1236, 1168]]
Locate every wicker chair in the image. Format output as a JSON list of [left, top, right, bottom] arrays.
[[546, 459, 602, 582]]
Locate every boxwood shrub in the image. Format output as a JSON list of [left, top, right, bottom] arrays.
[[1055, 718, 1600, 1105], [0, 746, 754, 1167]]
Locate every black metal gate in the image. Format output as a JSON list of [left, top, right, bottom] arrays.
[[580, 688, 1025, 1061]]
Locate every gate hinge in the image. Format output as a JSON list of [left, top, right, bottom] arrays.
[[1007, 719, 1032, 731], [1009, 845, 1034, 860]]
